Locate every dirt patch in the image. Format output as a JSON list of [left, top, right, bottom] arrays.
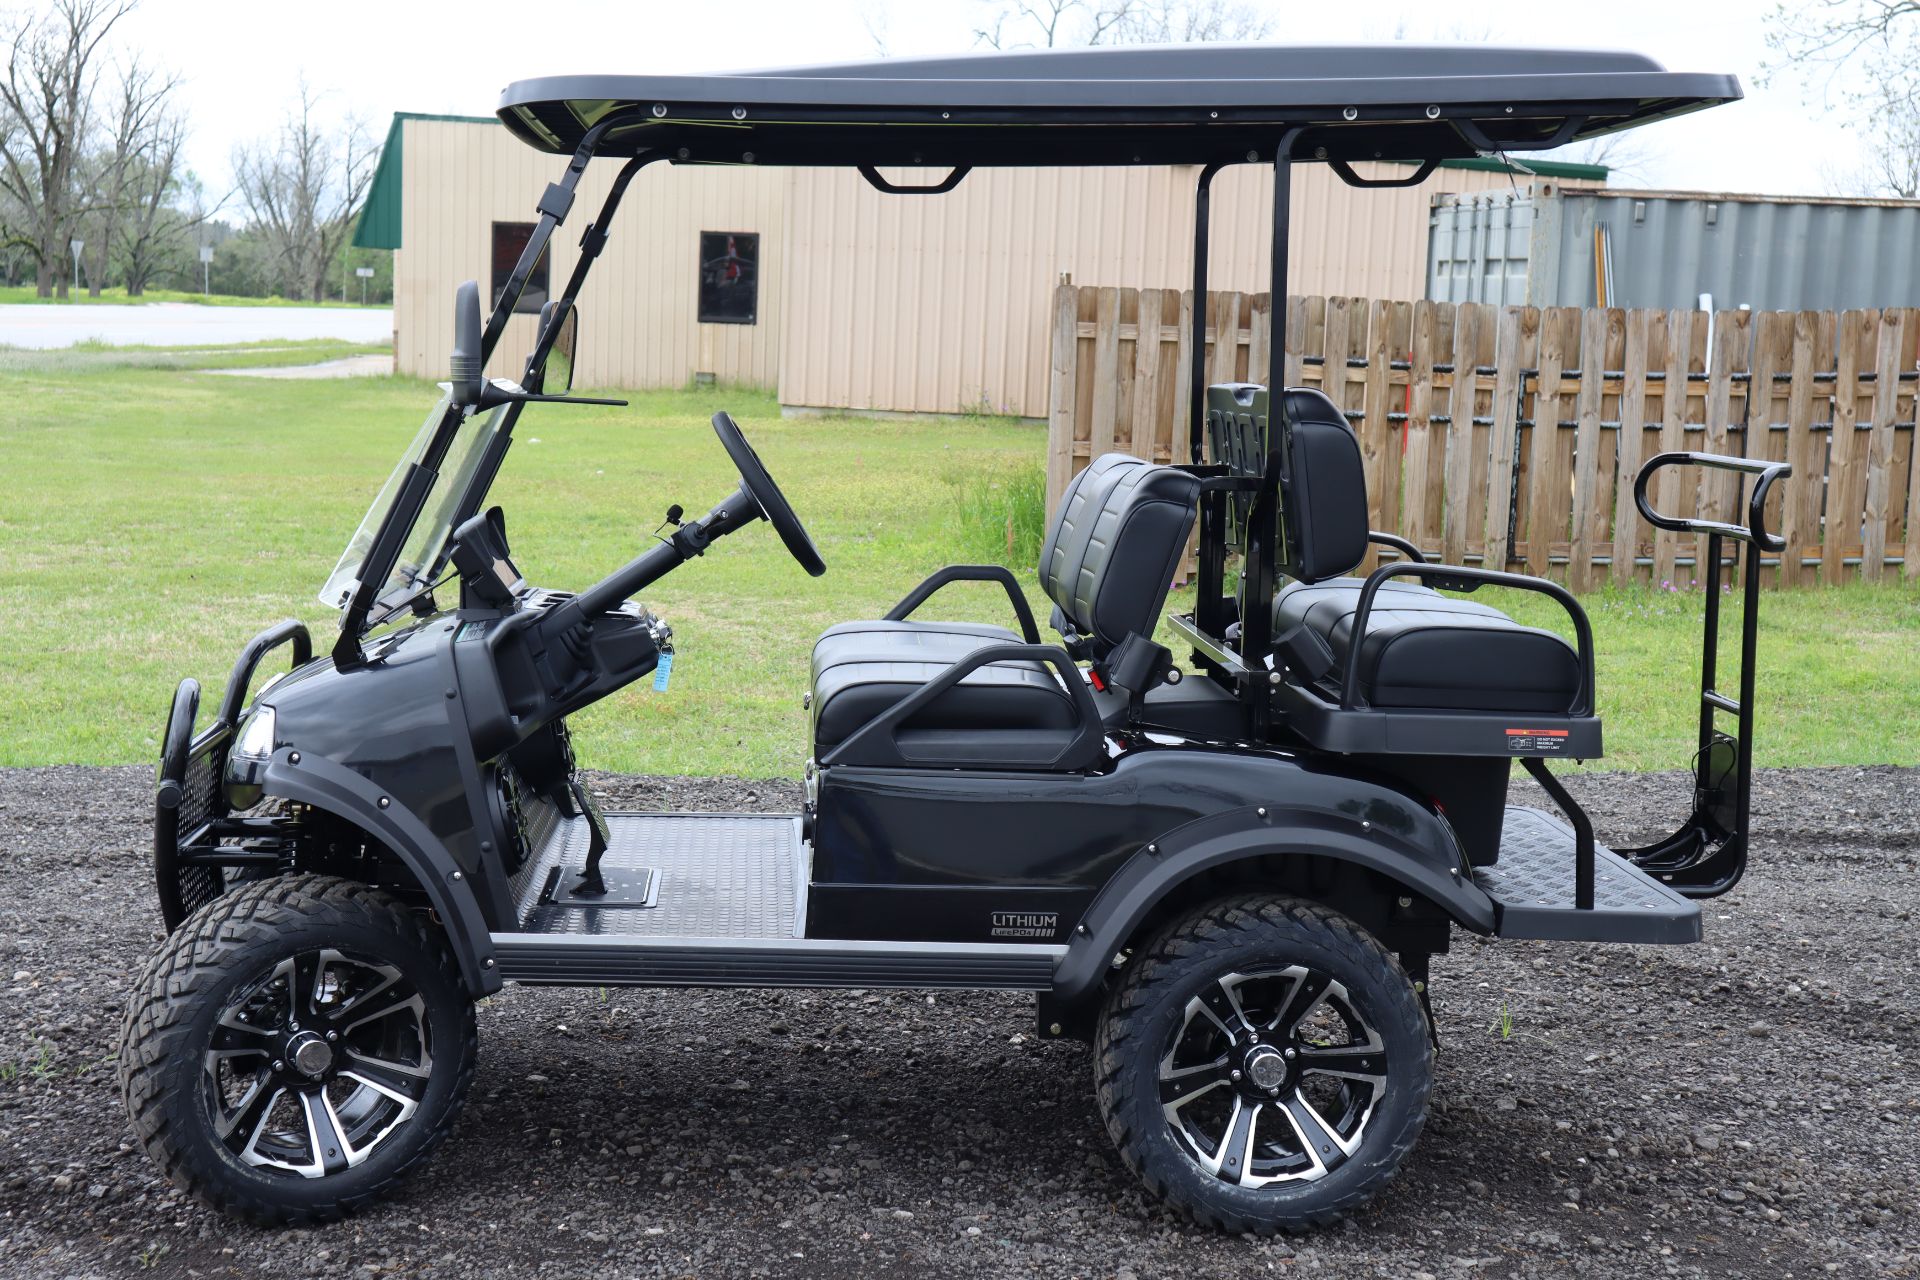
[[0, 764, 1914, 1278]]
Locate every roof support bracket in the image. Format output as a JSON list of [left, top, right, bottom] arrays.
[[857, 164, 971, 195], [1327, 157, 1439, 189], [1450, 114, 1589, 156]]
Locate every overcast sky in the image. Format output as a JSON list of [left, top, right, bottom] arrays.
[[116, 0, 1855, 200]]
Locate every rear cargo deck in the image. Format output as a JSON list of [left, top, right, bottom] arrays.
[[1479, 806, 1702, 944]]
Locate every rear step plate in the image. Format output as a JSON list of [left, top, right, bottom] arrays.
[[1477, 807, 1701, 945]]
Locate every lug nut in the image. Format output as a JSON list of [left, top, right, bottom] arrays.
[[1284, 1047, 1296, 1059], [1230, 1069, 1243, 1082], [272, 1059, 285, 1073], [326, 1031, 338, 1042]]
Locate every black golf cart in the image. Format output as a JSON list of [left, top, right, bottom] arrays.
[[121, 45, 1781, 1232]]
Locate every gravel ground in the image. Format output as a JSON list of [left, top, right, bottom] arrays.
[[0, 763, 1914, 1279]]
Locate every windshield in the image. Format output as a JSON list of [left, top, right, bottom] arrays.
[[320, 387, 511, 615]]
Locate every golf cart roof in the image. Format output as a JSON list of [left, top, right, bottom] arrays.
[[496, 44, 1740, 167]]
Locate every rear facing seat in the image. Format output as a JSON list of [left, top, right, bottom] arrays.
[[1205, 383, 1586, 720]]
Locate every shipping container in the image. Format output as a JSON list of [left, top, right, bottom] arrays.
[[1428, 182, 1920, 312]]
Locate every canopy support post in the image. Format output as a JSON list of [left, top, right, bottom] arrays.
[[1190, 160, 1230, 641], [1236, 132, 1302, 737]]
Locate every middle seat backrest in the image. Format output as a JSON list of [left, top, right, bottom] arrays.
[[1035, 452, 1202, 662]]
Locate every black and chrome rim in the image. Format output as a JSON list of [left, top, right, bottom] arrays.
[[202, 949, 432, 1178], [1158, 967, 1387, 1187]]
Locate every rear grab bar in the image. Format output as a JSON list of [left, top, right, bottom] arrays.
[[1633, 452, 1792, 552]]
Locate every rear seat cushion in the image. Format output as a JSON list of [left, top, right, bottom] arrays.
[[1274, 581, 1581, 714], [809, 623, 1076, 750]]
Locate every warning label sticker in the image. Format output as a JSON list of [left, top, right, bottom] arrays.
[[1505, 728, 1570, 753]]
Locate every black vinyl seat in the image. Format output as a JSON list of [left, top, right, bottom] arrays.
[[811, 453, 1200, 765], [809, 621, 1072, 750], [1206, 384, 1586, 721], [1273, 580, 1583, 714]]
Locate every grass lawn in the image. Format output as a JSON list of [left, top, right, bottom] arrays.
[[0, 285, 385, 308], [1, 345, 1915, 779]]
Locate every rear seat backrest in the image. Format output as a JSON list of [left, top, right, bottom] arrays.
[[1036, 453, 1201, 661]]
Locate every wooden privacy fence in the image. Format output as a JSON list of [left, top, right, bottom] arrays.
[[1046, 282, 1920, 589]]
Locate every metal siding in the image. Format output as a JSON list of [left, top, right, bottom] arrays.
[[394, 119, 1593, 415], [394, 119, 785, 390], [776, 161, 1576, 417], [1429, 185, 1920, 312]]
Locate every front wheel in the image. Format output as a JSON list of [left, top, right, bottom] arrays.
[[1094, 894, 1432, 1233], [118, 875, 477, 1224]]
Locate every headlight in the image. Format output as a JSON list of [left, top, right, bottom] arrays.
[[225, 706, 276, 809], [232, 705, 277, 761]]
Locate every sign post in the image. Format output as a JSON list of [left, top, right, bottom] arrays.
[[68, 238, 82, 294], [199, 244, 214, 296], [355, 265, 374, 306]]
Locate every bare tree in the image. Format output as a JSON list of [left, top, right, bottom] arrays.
[[232, 81, 376, 303], [1767, 0, 1920, 72], [1112, 0, 1271, 42], [116, 112, 215, 293], [972, 0, 1128, 48], [974, 0, 1270, 47], [76, 56, 177, 294], [0, 0, 136, 298], [1766, 3, 1920, 197]]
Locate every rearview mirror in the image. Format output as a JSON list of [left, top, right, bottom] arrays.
[[450, 280, 484, 406], [538, 301, 578, 396]]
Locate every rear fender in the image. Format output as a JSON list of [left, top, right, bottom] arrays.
[[260, 747, 502, 996], [1051, 803, 1494, 1004]]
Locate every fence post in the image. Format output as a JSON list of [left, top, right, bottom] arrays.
[[1525, 309, 1573, 578], [1570, 306, 1609, 591], [1825, 311, 1871, 584], [1862, 308, 1906, 581], [1484, 305, 1533, 571], [1045, 278, 1079, 514], [1130, 288, 1163, 461], [1442, 302, 1481, 565], [1611, 309, 1652, 587], [1782, 311, 1819, 586]]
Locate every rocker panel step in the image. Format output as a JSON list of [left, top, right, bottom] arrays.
[[490, 934, 1065, 990], [1478, 807, 1702, 945]]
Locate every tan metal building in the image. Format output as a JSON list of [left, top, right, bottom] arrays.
[[358, 113, 1603, 418]]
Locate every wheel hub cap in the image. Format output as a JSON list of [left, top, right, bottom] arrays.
[[288, 1033, 333, 1079], [1245, 1046, 1288, 1093]]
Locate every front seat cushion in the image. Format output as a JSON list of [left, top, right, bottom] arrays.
[[809, 623, 1076, 750]]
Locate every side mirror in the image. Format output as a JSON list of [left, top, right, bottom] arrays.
[[450, 280, 484, 406], [537, 300, 579, 396]]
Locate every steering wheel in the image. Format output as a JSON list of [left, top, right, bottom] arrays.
[[711, 412, 827, 578]]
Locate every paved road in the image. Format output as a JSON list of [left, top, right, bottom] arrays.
[[0, 301, 392, 349]]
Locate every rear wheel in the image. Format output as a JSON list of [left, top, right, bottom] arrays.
[[119, 874, 477, 1223], [1094, 894, 1431, 1232]]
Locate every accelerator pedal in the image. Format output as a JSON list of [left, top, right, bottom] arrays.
[[542, 863, 660, 908]]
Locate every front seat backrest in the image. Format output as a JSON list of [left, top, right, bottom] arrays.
[[1037, 453, 1201, 660], [1207, 383, 1369, 585]]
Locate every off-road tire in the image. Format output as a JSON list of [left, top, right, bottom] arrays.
[[1094, 894, 1432, 1233], [118, 874, 478, 1224]]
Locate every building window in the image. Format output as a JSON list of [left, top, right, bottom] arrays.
[[698, 231, 758, 324], [491, 222, 548, 314]]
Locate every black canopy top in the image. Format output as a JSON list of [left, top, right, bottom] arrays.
[[496, 44, 1740, 168]]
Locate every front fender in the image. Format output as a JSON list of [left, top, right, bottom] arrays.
[[1051, 802, 1495, 1004], [260, 747, 501, 996]]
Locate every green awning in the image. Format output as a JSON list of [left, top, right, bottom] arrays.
[[352, 112, 499, 251]]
